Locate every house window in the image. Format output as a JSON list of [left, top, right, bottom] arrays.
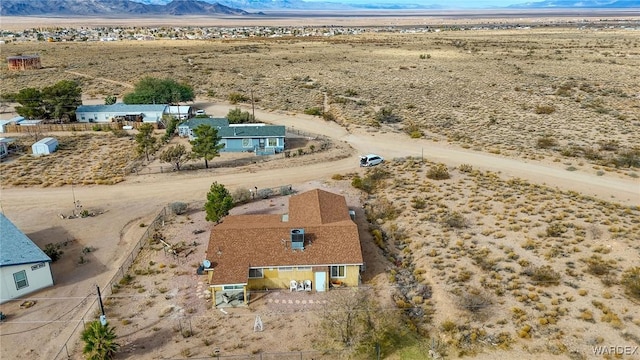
[[297, 266, 311, 271], [268, 138, 277, 147], [13, 270, 28, 290], [330, 266, 346, 278], [222, 285, 244, 291], [242, 138, 251, 147], [31, 262, 45, 271], [279, 267, 293, 272], [249, 268, 263, 279]]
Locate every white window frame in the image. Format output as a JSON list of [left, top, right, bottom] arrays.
[[330, 266, 346, 278], [249, 268, 263, 279], [279, 267, 293, 272], [222, 285, 244, 291], [13, 270, 28, 290], [267, 138, 277, 147], [297, 266, 311, 271], [242, 138, 251, 148]]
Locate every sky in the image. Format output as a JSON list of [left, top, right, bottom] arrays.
[[301, 0, 521, 6]]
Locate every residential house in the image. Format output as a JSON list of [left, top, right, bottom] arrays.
[[75, 103, 168, 123], [178, 118, 285, 155], [205, 189, 363, 307], [219, 124, 285, 155], [0, 213, 54, 304], [177, 117, 229, 139]]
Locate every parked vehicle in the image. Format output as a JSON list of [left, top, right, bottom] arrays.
[[360, 154, 384, 167]]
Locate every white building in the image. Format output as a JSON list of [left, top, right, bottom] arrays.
[[0, 213, 54, 304], [75, 103, 168, 123], [31, 137, 58, 155]]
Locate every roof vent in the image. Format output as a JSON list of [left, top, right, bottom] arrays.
[[290, 228, 305, 250]]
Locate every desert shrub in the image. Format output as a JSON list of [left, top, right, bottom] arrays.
[[331, 174, 344, 180], [599, 140, 619, 151], [322, 111, 337, 122], [546, 223, 566, 237], [458, 164, 473, 173], [411, 197, 426, 209], [613, 149, 640, 168], [537, 135, 558, 149], [170, 202, 188, 215], [456, 287, 493, 314], [409, 131, 422, 138], [427, 163, 450, 180], [375, 107, 401, 123], [535, 105, 556, 114], [584, 255, 613, 277], [228, 92, 248, 104], [442, 211, 468, 229], [522, 265, 561, 286], [352, 168, 390, 193], [43, 243, 63, 262], [304, 107, 323, 116], [366, 197, 398, 221], [621, 267, 640, 300], [119, 274, 134, 286]]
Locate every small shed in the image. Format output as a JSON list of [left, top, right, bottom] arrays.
[[6, 55, 42, 71], [31, 137, 58, 155], [0, 138, 14, 159]]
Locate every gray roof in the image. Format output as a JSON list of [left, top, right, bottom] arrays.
[[76, 103, 168, 113], [218, 125, 285, 138], [178, 117, 229, 129], [0, 213, 51, 267]]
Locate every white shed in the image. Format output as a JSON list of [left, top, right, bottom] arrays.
[[31, 137, 58, 155]]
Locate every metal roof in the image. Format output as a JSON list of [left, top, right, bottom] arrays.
[[218, 125, 285, 138], [178, 117, 229, 129], [0, 213, 52, 267], [76, 103, 168, 113]]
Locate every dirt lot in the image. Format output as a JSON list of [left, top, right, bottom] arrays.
[[1, 17, 639, 360]]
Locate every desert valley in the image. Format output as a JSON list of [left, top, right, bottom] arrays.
[[0, 10, 639, 360]]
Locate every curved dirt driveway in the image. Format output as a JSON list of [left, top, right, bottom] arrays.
[[2, 102, 638, 212]]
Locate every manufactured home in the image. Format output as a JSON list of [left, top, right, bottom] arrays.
[[0, 213, 54, 304]]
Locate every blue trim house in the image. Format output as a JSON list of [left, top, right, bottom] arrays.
[[0, 213, 54, 303], [178, 117, 229, 139], [75, 103, 168, 123], [178, 119, 286, 155], [219, 124, 286, 155]]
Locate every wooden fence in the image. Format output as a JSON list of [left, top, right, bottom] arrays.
[[4, 121, 156, 133]]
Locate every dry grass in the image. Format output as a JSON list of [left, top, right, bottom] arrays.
[[363, 156, 640, 357], [0, 132, 135, 187], [2, 27, 639, 175]]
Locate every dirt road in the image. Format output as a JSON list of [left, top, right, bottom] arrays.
[[0, 100, 637, 359]]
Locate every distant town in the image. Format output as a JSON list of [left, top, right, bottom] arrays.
[[1, 20, 638, 43]]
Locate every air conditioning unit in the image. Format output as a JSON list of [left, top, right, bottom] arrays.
[[290, 228, 305, 250]]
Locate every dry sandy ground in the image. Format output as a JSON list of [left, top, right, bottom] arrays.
[[0, 100, 637, 360]]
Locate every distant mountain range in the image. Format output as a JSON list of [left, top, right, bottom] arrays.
[[0, 0, 637, 16], [0, 0, 250, 16]]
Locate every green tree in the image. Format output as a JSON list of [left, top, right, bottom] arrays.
[[80, 321, 120, 360], [159, 144, 190, 171], [41, 80, 82, 122], [123, 77, 194, 104], [135, 123, 157, 161], [226, 107, 253, 124], [204, 182, 234, 223], [13, 87, 46, 119], [190, 124, 223, 169], [104, 95, 117, 105]]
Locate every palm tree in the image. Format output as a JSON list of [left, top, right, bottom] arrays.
[[81, 320, 120, 360]]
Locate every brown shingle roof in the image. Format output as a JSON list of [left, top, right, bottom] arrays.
[[206, 189, 363, 286]]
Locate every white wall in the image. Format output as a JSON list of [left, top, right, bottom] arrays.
[[0, 262, 54, 303]]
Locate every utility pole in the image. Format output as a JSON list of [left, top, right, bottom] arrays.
[[96, 285, 107, 326], [251, 88, 255, 122]]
